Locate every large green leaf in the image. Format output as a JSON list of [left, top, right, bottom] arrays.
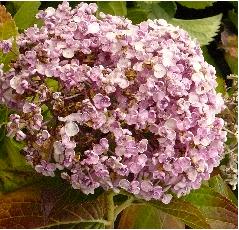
[[0, 137, 36, 193], [201, 47, 226, 94], [149, 2, 177, 21], [5, 1, 25, 15], [178, 1, 214, 9], [0, 4, 19, 70], [134, 2, 177, 22], [208, 175, 237, 206], [170, 14, 222, 46], [46, 222, 105, 229], [0, 5, 17, 39], [0, 181, 111, 228], [183, 186, 238, 229], [201, 46, 222, 75], [0, 167, 38, 194], [118, 204, 185, 229], [228, 9, 238, 29], [127, 9, 148, 24], [149, 198, 210, 229], [3, 138, 26, 169], [130, 3, 221, 46], [13, 1, 41, 30], [225, 52, 238, 74], [97, 1, 127, 16], [10, 1, 24, 10], [0, 130, 36, 193]]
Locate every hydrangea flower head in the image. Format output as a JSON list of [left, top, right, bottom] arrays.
[[0, 2, 226, 203]]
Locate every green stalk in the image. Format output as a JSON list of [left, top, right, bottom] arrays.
[[114, 196, 135, 221], [105, 191, 115, 229]]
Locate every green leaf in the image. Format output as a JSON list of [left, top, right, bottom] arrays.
[[201, 46, 222, 75], [5, 1, 25, 16], [178, 1, 214, 9], [0, 182, 111, 228], [201, 46, 226, 94], [135, 2, 177, 22], [118, 204, 185, 229], [46, 222, 105, 229], [0, 168, 38, 193], [216, 76, 227, 94], [228, 10, 238, 29], [9, 1, 25, 11], [0, 105, 8, 125], [0, 5, 19, 70], [0, 5, 17, 39], [170, 14, 222, 46], [150, 2, 177, 21], [208, 175, 237, 206], [127, 9, 148, 24], [97, 1, 127, 16], [149, 198, 210, 229], [0, 139, 37, 193], [225, 53, 238, 74], [0, 127, 5, 142], [230, 1, 238, 9], [0, 134, 35, 193], [183, 186, 238, 229], [45, 78, 59, 91], [13, 1, 41, 31], [3, 138, 26, 169]]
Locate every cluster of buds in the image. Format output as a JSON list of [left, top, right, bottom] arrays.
[[0, 2, 226, 203]]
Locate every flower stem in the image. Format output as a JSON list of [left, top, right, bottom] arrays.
[[114, 196, 135, 221], [223, 127, 237, 136], [105, 191, 115, 229], [105, 191, 135, 228]]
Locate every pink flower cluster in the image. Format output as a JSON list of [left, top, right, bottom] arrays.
[[0, 2, 226, 203]]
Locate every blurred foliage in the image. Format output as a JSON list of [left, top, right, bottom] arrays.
[[220, 74, 238, 191], [177, 1, 214, 9], [221, 29, 238, 74], [0, 1, 238, 229]]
